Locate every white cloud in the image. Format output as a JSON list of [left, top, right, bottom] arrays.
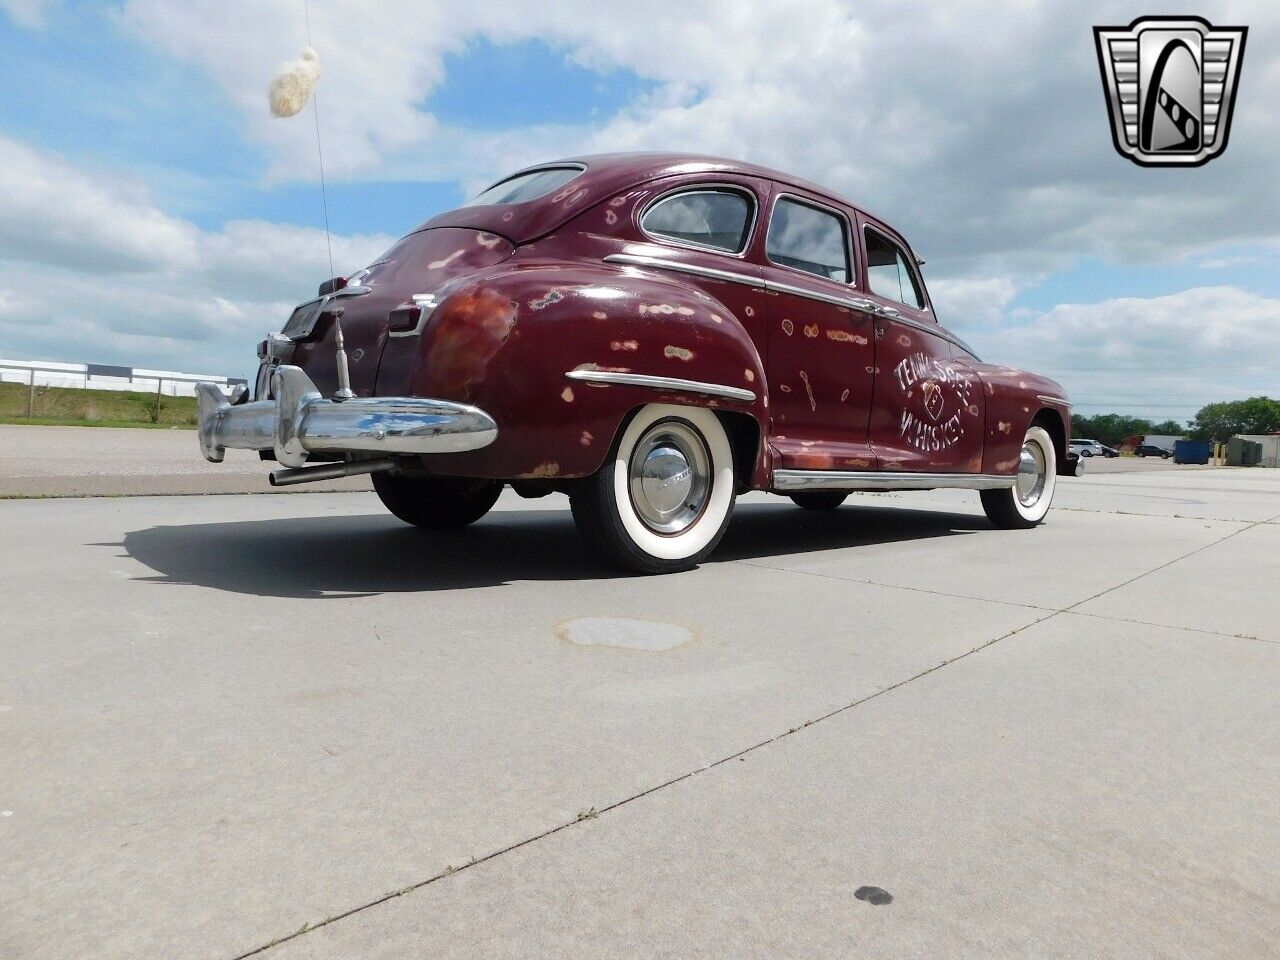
[[0, 137, 393, 376], [0, 0, 57, 28], [966, 286, 1280, 418], [117, 0, 1280, 282]]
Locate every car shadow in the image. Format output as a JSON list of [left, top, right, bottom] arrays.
[[113, 500, 986, 599]]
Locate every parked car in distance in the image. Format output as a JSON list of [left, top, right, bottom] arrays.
[[1070, 439, 1105, 458], [1136, 443, 1173, 459], [196, 152, 1075, 573]]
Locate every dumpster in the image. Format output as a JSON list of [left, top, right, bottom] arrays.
[[1226, 437, 1248, 466], [1174, 439, 1211, 464]]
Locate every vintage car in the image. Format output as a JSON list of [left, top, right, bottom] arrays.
[[197, 153, 1075, 573]]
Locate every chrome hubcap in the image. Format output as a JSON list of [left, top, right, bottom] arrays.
[[628, 420, 711, 535], [1016, 440, 1048, 507]]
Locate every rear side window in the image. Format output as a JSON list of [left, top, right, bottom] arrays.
[[462, 166, 582, 207], [864, 227, 926, 309], [640, 189, 753, 253], [766, 198, 850, 282]]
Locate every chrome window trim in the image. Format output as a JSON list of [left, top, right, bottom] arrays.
[[565, 369, 756, 403], [1037, 394, 1069, 406], [637, 183, 759, 258], [773, 469, 1014, 492], [764, 191, 858, 288], [602, 253, 763, 289], [862, 223, 930, 312]]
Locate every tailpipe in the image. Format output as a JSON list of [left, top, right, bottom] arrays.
[[269, 457, 398, 487]]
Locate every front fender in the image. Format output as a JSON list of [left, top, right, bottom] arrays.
[[380, 262, 769, 482], [974, 364, 1071, 474]]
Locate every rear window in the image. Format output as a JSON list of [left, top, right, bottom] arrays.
[[462, 166, 583, 207]]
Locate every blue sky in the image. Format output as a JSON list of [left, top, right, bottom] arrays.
[[0, 1, 1276, 423]]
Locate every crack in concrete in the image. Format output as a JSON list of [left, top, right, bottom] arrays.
[[232, 511, 1279, 959]]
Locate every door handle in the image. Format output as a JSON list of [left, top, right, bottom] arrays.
[[877, 305, 901, 319]]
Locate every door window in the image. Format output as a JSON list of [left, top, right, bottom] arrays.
[[864, 227, 926, 309], [765, 198, 850, 282]]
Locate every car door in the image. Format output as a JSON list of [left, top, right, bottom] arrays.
[[858, 215, 984, 473], [760, 192, 878, 471]]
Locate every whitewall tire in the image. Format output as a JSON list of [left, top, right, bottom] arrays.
[[570, 404, 737, 573], [980, 424, 1057, 529]]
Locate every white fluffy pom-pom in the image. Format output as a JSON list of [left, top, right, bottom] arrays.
[[269, 46, 322, 118]]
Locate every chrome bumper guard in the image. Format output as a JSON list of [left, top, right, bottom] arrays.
[[195, 364, 497, 468]]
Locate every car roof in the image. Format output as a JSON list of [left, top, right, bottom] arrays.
[[413, 151, 886, 244]]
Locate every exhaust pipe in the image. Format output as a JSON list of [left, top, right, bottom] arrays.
[[269, 457, 397, 487]]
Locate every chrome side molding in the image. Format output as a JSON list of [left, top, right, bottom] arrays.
[[772, 468, 1016, 492], [602, 253, 764, 289], [564, 368, 756, 403]]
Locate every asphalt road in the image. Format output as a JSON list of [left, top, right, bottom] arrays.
[[1, 458, 1277, 958]]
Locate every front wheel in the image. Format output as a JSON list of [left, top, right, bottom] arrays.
[[373, 472, 503, 529], [980, 425, 1057, 529], [570, 404, 736, 574]]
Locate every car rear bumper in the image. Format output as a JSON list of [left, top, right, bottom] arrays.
[[195, 364, 497, 468]]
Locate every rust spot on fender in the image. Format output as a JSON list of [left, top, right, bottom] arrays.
[[840, 388, 850, 402], [803, 324, 819, 338], [997, 421, 1012, 434], [592, 310, 608, 320], [604, 209, 618, 226], [781, 319, 794, 336], [897, 334, 912, 347], [518, 461, 560, 479], [424, 287, 516, 399], [529, 289, 565, 311], [475, 232, 503, 249], [744, 306, 755, 317], [640, 304, 695, 317], [580, 431, 594, 447], [610, 340, 639, 351], [664, 345, 694, 361], [561, 387, 575, 402], [744, 369, 755, 382]]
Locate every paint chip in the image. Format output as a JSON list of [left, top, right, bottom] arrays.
[[744, 369, 755, 382], [803, 323, 819, 338], [556, 618, 694, 652], [664, 345, 694, 361], [781, 319, 794, 336], [561, 387, 575, 402]]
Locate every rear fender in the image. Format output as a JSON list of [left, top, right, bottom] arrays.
[[382, 263, 770, 484]]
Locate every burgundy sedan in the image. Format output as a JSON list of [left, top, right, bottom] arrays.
[[197, 153, 1075, 573]]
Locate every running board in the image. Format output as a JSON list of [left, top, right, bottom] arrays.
[[772, 469, 1016, 492]]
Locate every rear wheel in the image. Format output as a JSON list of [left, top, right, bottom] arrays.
[[570, 404, 736, 574], [372, 472, 503, 529], [980, 425, 1056, 529], [789, 491, 848, 511]]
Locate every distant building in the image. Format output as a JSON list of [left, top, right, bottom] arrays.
[[0, 358, 246, 398], [1142, 434, 1187, 454], [1234, 435, 1280, 468]]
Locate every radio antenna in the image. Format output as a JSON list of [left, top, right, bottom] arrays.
[[302, 0, 335, 281]]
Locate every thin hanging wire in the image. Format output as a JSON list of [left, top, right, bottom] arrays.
[[302, 0, 335, 279]]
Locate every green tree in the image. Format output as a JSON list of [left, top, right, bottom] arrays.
[[1150, 419, 1186, 435], [1189, 397, 1280, 441]]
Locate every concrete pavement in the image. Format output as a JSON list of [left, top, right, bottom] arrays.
[[1, 470, 1277, 959]]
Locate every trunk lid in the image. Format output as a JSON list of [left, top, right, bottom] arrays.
[[285, 227, 514, 397]]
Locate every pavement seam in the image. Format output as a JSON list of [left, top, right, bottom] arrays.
[[229, 610, 1059, 960], [1059, 512, 1280, 615], [734, 560, 1056, 614]]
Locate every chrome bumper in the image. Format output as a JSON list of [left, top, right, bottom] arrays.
[[196, 365, 497, 467]]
